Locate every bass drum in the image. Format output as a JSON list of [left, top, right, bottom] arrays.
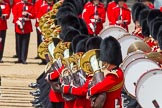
[[99, 25, 128, 39], [136, 69, 162, 108], [118, 34, 143, 60], [120, 51, 145, 71], [124, 58, 160, 98]]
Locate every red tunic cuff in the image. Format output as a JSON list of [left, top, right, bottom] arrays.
[[50, 66, 65, 80], [63, 85, 71, 94]]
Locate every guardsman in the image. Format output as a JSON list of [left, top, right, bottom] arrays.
[[81, 0, 106, 36], [157, 25, 162, 53], [107, 0, 131, 31], [12, 0, 34, 64], [0, 0, 10, 63], [131, 3, 148, 39], [34, 0, 54, 64], [87, 36, 124, 108], [141, 0, 154, 9], [62, 36, 104, 108]]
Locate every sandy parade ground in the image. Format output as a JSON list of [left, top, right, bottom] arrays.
[[0, 14, 45, 108]]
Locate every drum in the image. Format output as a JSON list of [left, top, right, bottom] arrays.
[[118, 34, 143, 59], [136, 69, 162, 108], [99, 25, 128, 39], [124, 58, 160, 98], [120, 51, 145, 71]]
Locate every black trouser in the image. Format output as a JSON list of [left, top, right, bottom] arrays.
[[16, 33, 30, 62], [15, 32, 18, 57], [0, 30, 6, 61], [36, 28, 42, 55], [51, 102, 64, 108]]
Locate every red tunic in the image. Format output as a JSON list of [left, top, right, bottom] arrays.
[[0, 1, 11, 30], [107, 1, 130, 31], [63, 76, 92, 108], [34, 0, 43, 27], [12, 1, 35, 34], [107, 1, 128, 23], [145, 37, 158, 52], [132, 28, 144, 39], [49, 66, 64, 102], [160, 6, 162, 12], [34, 0, 53, 27], [88, 68, 124, 108], [81, 1, 106, 35]]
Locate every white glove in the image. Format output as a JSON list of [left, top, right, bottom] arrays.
[[89, 23, 95, 32], [37, 27, 41, 33], [16, 20, 23, 29]]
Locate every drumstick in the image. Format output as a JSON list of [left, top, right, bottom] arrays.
[[152, 100, 159, 108]]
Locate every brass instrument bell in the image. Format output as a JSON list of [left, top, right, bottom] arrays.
[[80, 49, 101, 75]]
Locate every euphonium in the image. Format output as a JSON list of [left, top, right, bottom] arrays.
[[44, 38, 62, 73], [52, 0, 63, 10], [53, 42, 71, 66], [53, 42, 76, 101], [80, 49, 106, 108], [38, 39, 53, 60], [80, 49, 103, 75]]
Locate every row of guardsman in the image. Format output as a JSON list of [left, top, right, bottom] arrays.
[[28, 0, 162, 108]]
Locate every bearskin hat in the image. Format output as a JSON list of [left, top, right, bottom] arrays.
[[56, 6, 75, 25], [90, 0, 103, 2], [63, 27, 81, 42], [151, 20, 162, 40], [61, 2, 77, 14], [139, 0, 154, 3], [0, 6, 2, 17], [52, 38, 62, 47], [59, 25, 76, 40], [64, 0, 83, 15], [157, 25, 162, 50], [138, 9, 150, 26], [72, 34, 89, 53], [78, 18, 88, 35], [60, 13, 80, 30], [141, 19, 150, 37], [75, 38, 89, 53], [114, 0, 127, 3], [100, 36, 122, 66], [132, 2, 147, 22], [148, 17, 162, 37], [147, 9, 162, 26], [85, 36, 102, 51]]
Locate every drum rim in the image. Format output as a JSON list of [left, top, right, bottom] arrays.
[[120, 51, 145, 71], [135, 68, 162, 108], [118, 35, 143, 60], [117, 34, 143, 41], [99, 25, 127, 37], [123, 58, 160, 98]]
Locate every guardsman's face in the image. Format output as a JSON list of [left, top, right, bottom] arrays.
[[46, 0, 53, 4], [118, 1, 125, 7], [93, 0, 99, 5], [22, 0, 28, 3], [0, 0, 3, 3]]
